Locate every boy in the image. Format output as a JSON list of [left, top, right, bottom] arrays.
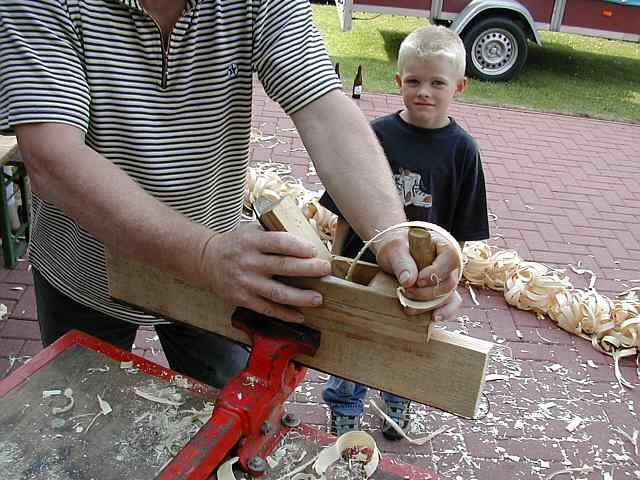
[[320, 25, 490, 439]]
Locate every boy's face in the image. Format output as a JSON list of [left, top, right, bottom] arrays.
[[395, 56, 468, 129]]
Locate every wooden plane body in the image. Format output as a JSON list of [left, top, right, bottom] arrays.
[[285, 256, 432, 350], [106, 252, 492, 418]]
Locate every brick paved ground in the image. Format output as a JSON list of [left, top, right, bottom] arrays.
[[1, 84, 639, 480]]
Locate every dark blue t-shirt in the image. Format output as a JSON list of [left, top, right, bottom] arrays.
[[320, 112, 490, 262]]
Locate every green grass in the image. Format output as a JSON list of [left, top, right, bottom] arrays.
[[313, 5, 640, 123]]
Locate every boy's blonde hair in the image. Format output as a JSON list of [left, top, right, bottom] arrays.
[[398, 26, 466, 78]]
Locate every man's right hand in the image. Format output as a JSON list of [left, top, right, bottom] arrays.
[[199, 222, 332, 323]]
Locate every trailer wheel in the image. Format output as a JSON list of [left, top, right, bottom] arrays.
[[462, 17, 528, 82]]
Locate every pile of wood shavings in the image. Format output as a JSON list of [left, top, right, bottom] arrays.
[[125, 380, 215, 467], [245, 165, 337, 243], [463, 241, 640, 388]]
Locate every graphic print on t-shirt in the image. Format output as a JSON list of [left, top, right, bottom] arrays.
[[394, 168, 432, 208]]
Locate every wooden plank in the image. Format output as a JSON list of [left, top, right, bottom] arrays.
[[254, 195, 332, 261], [106, 254, 493, 418], [283, 273, 431, 346]]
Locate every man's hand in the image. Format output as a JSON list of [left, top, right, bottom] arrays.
[[199, 223, 332, 324], [375, 230, 462, 321]]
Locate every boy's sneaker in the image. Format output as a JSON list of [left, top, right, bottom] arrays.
[[329, 410, 361, 436], [381, 398, 411, 440]]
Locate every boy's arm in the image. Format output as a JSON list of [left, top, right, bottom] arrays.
[[450, 137, 490, 244]]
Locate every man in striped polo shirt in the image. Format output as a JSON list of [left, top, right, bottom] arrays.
[[0, 0, 461, 387]]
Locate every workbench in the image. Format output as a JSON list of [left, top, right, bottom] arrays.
[[0, 330, 442, 479]]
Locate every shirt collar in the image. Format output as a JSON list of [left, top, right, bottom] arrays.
[[116, 0, 199, 13]]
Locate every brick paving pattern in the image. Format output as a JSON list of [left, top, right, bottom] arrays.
[[1, 84, 639, 479]]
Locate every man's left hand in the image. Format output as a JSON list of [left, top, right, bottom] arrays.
[[376, 230, 462, 322]]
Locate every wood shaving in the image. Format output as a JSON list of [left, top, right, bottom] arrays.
[[615, 427, 639, 456], [51, 388, 74, 415], [97, 395, 112, 415], [569, 263, 597, 290], [463, 241, 640, 387], [87, 365, 110, 373], [133, 386, 184, 406], [245, 165, 337, 243], [85, 394, 113, 434], [468, 284, 480, 305], [217, 456, 239, 480], [536, 330, 552, 343], [369, 399, 450, 445], [42, 389, 62, 398], [485, 374, 510, 381], [565, 416, 582, 432], [545, 466, 593, 479]]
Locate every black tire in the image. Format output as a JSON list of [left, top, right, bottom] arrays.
[[462, 17, 528, 82]]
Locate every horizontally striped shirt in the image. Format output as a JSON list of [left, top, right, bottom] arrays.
[[0, 0, 341, 324]]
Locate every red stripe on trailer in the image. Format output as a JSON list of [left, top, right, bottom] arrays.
[[354, 0, 430, 10], [563, 0, 640, 34]]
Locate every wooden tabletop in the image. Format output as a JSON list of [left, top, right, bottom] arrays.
[[0, 136, 18, 166]]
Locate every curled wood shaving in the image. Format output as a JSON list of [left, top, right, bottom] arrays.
[[486, 250, 522, 291], [463, 241, 640, 387], [461, 241, 491, 286], [369, 399, 449, 445], [217, 456, 239, 480], [245, 165, 337, 244], [85, 394, 113, 434], [504, 262, 572, 314], [545, 465, 593, 479], [133, 386, 184, 406], [51, 388, 74, 415], [569, 263, 597, 290], [615, 427, 639, 456]]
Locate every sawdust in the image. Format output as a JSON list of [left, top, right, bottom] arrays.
[[0, 440, 67, 480], [324, 457, 367, 479], [267, 431, 310, 474], [115, 379, 215, 467], [0, 441, 22, 475]]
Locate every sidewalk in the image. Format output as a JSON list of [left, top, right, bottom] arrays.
[[1, 84, 639, 480]]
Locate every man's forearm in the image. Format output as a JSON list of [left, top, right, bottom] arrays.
[[291, 90, 406, 247], [17, 123, 211, 287]]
